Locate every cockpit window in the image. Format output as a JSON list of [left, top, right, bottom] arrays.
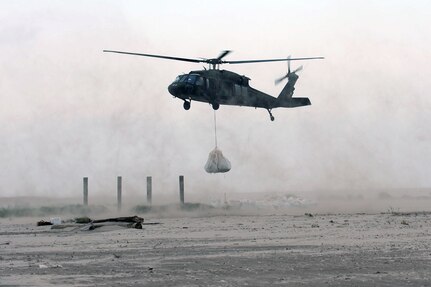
[[175, 74, 204, 85], [175, 75, 187, 82], [186, 75, 198, 84]]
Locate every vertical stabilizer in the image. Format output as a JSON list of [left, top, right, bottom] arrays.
[[277, 73, 299, 100]]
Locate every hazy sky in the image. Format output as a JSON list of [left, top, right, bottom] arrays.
[[1, 0, 430, 199]]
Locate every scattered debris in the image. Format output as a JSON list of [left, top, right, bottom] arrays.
[[92, 216, 143, 224], [91, 216, 144, 229], [37, 220, 53, 226], [74, 216, 92, 224], [79, 224, 96, 231], [311, 223, 320, 228], [50, 217, 62, 225], [50, 224, 78, 230], [37, 215, 145, 231]]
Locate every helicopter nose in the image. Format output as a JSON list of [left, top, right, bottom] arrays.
[[168, 83, 179, 97]]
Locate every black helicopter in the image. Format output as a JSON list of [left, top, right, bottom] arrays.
[[103, 50, 323, 121]]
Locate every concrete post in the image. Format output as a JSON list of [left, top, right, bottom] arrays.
[[147, 176, 152, 205], [179, 175, 184, 204], [83, 177, 88, 206], [117, 176, 122, 211]]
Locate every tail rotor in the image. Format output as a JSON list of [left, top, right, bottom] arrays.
[[275, 56, 303, 85]]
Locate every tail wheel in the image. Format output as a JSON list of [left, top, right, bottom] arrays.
[[212, 102, 220, 110], [267, 109, 275, 121], [183, 101, 191, 110]]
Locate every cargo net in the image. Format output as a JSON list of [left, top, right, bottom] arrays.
[[204, 111, 231, 173]]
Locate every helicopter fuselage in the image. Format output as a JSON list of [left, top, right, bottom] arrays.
[[168, 69, 309, 112]]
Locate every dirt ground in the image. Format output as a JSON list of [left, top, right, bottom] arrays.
[[1, 212, 431, 286]]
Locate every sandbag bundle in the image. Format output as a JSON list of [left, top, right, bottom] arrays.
[[204, 147, 231, 173]]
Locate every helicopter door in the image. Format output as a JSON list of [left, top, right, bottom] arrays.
[[204, 78, 216, 101], [241, 85, 248, 97], [234, 84, 241, 96], [195, 76, 204, 87], [209, 78, 217, 90]]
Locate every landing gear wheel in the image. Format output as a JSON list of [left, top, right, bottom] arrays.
[[183, 100, 191, 110], [212, 103, 220, 110], [267, 109, 275, 121]]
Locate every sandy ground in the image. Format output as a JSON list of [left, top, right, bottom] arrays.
[[1, 212, 431, 286]]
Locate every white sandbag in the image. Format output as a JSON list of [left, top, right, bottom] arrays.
[[205, 147, 231, 173]]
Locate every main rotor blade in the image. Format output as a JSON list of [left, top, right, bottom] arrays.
[[103, 50, 203, 63], [217, 50, 232, 60], [225, 56, 324, 64]]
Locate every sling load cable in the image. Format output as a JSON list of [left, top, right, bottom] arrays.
[[214, 109, 218, 148]]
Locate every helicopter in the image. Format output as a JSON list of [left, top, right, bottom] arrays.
[[103, 50, 323, 121]]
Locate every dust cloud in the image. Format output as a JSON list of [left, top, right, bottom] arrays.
[[1, 1, 431, 214]]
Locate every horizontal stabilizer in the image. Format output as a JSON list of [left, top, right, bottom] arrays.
[[278, 97, 311, 108]]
